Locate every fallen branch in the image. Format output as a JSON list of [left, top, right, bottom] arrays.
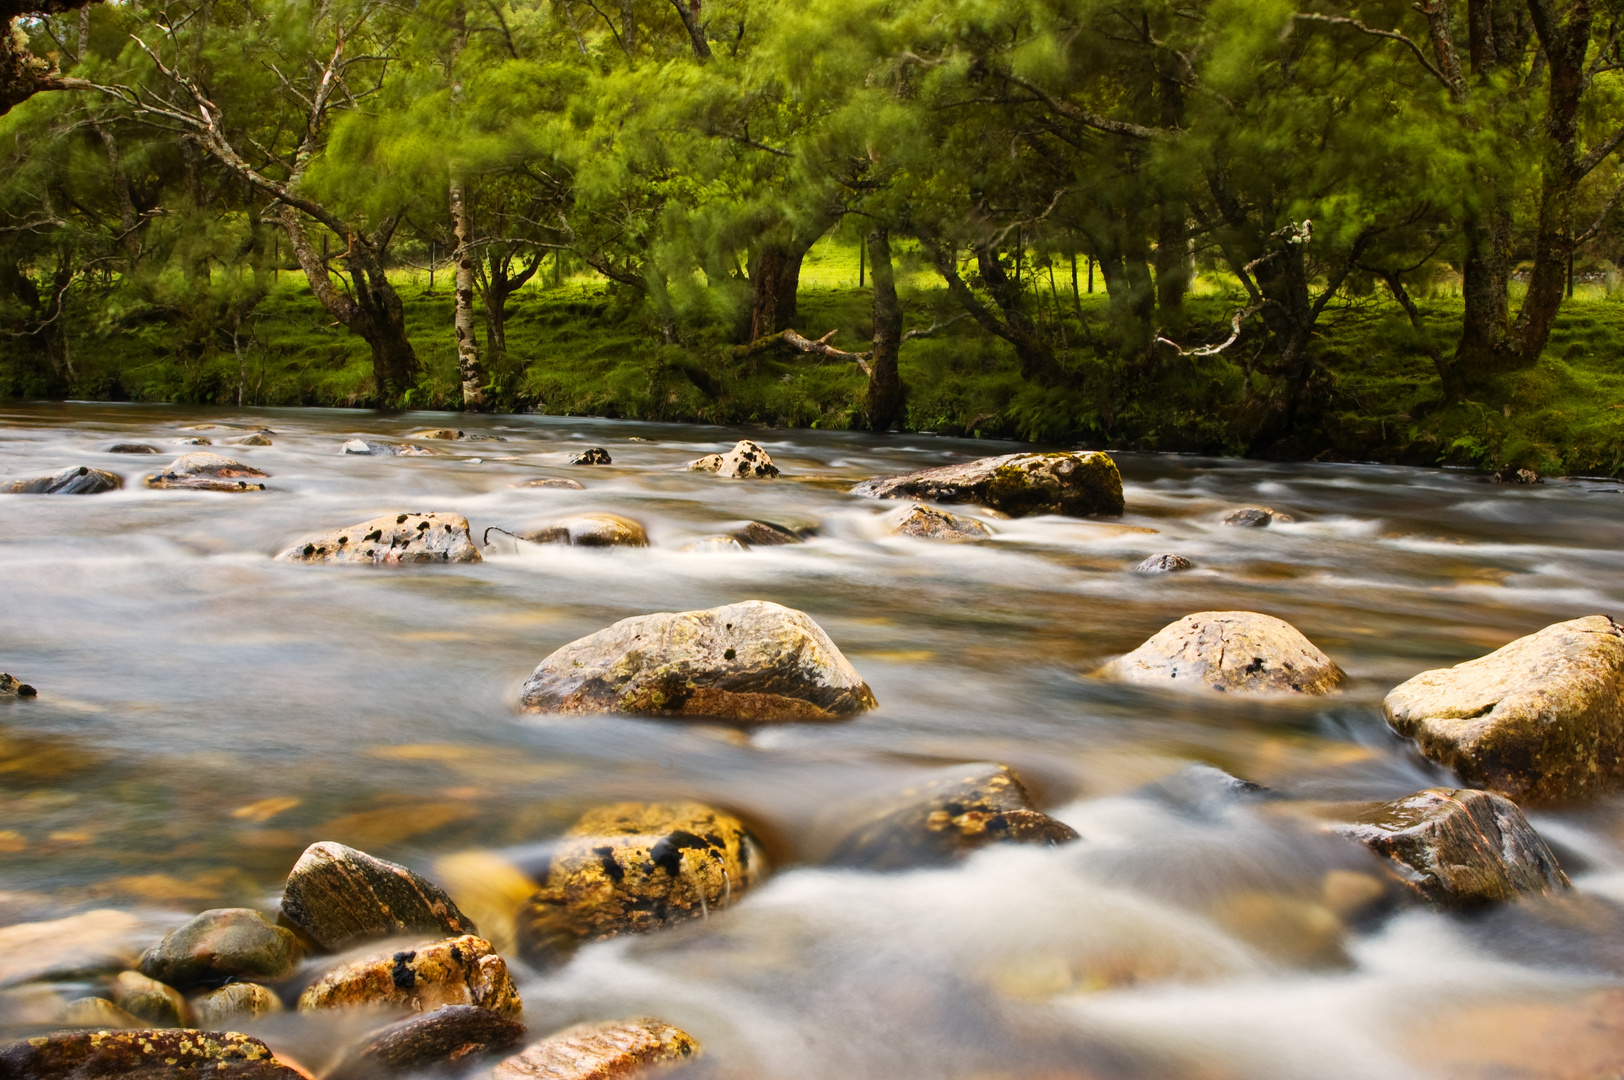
[[900, 312, 970, 342], [1156, 303, 1266, 357], [732, 328, 873, 375]]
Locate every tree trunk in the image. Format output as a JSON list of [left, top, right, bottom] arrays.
[[668, 0, 710, 61], [865, 228, 902, 432], [926, 241, 1072, 388], [449, 6, 484, 410]]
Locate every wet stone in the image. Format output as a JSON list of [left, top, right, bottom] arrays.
[[191, 982, 283, 1028], [107, 443, 161, 454], [138, 908, 301, 988], [297, 935, 521, 1017], [143, 452, 268, 492], [1099, 611, 1346, 695], [493, 1018, 699, 1080], [519, 599, 876, 722], [341, 439, 435, 456], [178, 437, 212, 445], [684, 453, 724, 472], [2, 465, 122, 495], [279, 841, 480, 953], [326, 1004, 525, 1080], [679, 535, 746, 553], [228, 433, 272, 447], [276, 512, 482, 565], [523, 477, 586, 490], [1384, 615, 1624, 803], [568, 447, 612, 465], [1135, 553, 1193, 574], [0, 910, 149, 987], [888, 504, 992, 542], [410, 429, 467, 440], [688, 440, 778, 478], [60, 996, 144, 1028], [0, 1029, 305, 1079], [1223, 507, 1277, 527], [1333, 788, 1571, 908], [852, 450, 1123, 518], [731, 520, 803, 546], [0, 674, 36, 698], [516, 802, 761, 968], [110, 971, 187, 1027], [825, 763, 1080, 871], [517, 513, 648, 548]]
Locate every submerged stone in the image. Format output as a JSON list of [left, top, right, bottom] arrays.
[[1384, 616, 1624, 803], [107, 443, 161, 454], [1098, 611, 1346, 695], [0, 674, 36, 698], [568, 447, 611, 465], [1223, 507, 1277, 527], [518, 513, 648, 548], [279, 841, 479, 953], [1135, 553, 1193, 574], [0, 910, 149, 988], [144, 452, 268, 492], [297, 935, 521, 1017], [59, 996, 144, 1028], [515, 802, 761, 967], [852, 451, 1123, 518], [228, 433, 273, 446], [191, 981, 283, 1028], [326, 1005, 525, 1080], [138, 908, 300, 988], [493, 1018, 699, 1080], [518, 599, 876, 722], [0, 1029, 305, 1079], [731, 520, 804, 546], [410, 429, 466, 440], [110, 971, 188, 1027], [341, 439, 436, 456], [276, 512, 482, 565], [679, 535, 747, 553], [2, 465, 122, 494], [888, 504, 992, 542], [523, 477, 586, 490]]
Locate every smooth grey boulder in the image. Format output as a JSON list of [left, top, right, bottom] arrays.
[[1135, 553, 1193, 574], [1384, 616, 1624, 803], [888, 504, 992, 541], [276, 512, 482, 564], [279, 841, 479, 952], [138, 908, 300, 988], [1332, 788, 1570, 908], [2, 465, 122, 494], [519, 599, 876, 722], [144, 452, 268, 491], [852, 451, 1123, 518], [1098, 611, 1346, 695]]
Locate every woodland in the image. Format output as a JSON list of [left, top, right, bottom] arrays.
[[1, 0, 1624, 472]]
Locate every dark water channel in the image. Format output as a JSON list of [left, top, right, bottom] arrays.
[[3, 402, 1624, 1079]]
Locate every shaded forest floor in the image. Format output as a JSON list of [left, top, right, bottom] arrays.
[[4, 241, 1624, 477]]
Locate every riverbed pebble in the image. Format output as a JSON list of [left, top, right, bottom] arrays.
[[110, 970, 188, 1026], [515, 801, 761, 967], [297, 935, 521, 1017], [852, 450, 1123, 517], [1223, 507, 1277, 526], [276, 512, 482, 564], [888, 504, 993, 541], [518, 599, 876, 721], [1384, 615, 1624, 802], [144, 452, 268, 491], [2, 465, 122, 494], [1098, 611, 1346, 694], [568, 447, 612, 464], [0, 1029, 307, 1079], [138, 908, 301, 987], [1134, 553, 1193, 574], [279, 841, 480, 952], [493, 1018, 699, 1080], [517, 513, 648, 548], [190, 981, 283, 1028], [326, 1004, 526, 1080]]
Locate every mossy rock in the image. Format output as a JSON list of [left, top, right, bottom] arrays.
[[852, 451, 1123, 517], [0, 1030, 305, 1078], [137, 909, 300, 988]]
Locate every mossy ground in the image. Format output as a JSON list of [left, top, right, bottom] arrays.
[[5, 238, 1623, 476]]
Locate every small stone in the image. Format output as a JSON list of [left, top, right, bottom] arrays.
[[568, 447, 612, 465], [138, 908, 301, 988], [229, 433, 273, 446], [297, 935, 521, 1017], [110, 970, 188, 1026], [715, 439, 779, 478], [853, 451, 1123, 517], [1223, 507, 1274, 527], [493, 1018, 699, 1080], [191, 981, 284, 1028], [1490, 466, 1542, 484], [60, 997, 144, 1028], [517, 513, 649, 548], [731, 521, 802, 546], [825, 763, 1079, 871], [144, 452, 268, 492], [276, 512, 482, 565], [680, 535, 747, 553], [888, 504, 992, 541], [0, 910, 148, 988], [1098, 611, 1346, 695], [1332, 788, 1571, 908], [519, 599, 876, 722], [1384, 616, 1624, 803], [280, 841, 480, 952], [107, 443, 161, 454], [515, 802, 762, 968], [0, 674, 37, 698], [410, 429, 466, 440], [341, 439, 435, 456], [0, 1029, 305, 1079], [523, 477, 586, 490], [1135, 553, 1193, 574], [2, 465, 122, 494], [326, 1005, 526, 1080], [684, 453, 724, 473], [178, 436, 212, 445]]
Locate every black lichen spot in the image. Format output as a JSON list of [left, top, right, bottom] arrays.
[[723, 648, 736, 661], [984, 814, 1010, 833], [448, 944, 464, 965], [443, 523, 452, 531], [417, 520, 431, 531], [390, 951, 417, 990], [650, 829, 710, 876], [1245, 657, 1266, 674], [76, 466, 88, 476], [337, 536, 349, 545], [364, 530, 382, 542], [302, 544, 315, 557], [593, 846, 625, 882], [397, 514, 409, 524]]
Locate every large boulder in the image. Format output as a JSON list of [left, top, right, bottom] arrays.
[[852, 451, 1123, 518], [887, 504, 992, 542], [1098, 611, 1346, 695], [514, 802, 761, 967], [2, 465, 122, 494], [518, 600, 876, 721], [0, 1030, 305, 1078], [144, 452, 268, 492], [327, 1005, 524, 1080], [279, 841, 480, 953], [1384, 616, 1624, 803], [687, 440, 779, 479], [1331, 788, 1569, 908], [138, 908, 300, 988], [516, 513, 648, 548], [825, 763, 1079, 871], [494, 1019, 698, 1080], [297, 935, 521, 1017], [275, 512, 482, 565]]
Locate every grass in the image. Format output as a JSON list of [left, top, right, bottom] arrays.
[[5, 237, 1624, 476]]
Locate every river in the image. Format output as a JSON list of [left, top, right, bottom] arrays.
[[2, 401, 1623, 1079]]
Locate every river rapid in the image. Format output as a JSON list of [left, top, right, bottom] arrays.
[[3, 401, 1624, 1080]]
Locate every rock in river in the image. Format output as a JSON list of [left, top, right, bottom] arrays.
[[515, 513, 648, 548], [493, 1018, 698, 1080], [679, 535, 746, 553], [1135, 553, 1193, 574], [326, 1005, 525, 1080], [1098, 611, 1346, 695], [59, 997, 144, 1028], [0, 673, 36, 698], [297, 935, 521, 1017], [888, 504, 992, 541], [687, 439, 779, 478], [110, 971, 188, 1027], [144, 452, 268, 492], [107, 443, 160, 454], [825, 763, 1080, 871], [1332, 788, 1570, 908], [515, 802, 761, 967], [568, 447, 612, 465], [852, 451, 1123, 518], [518, 599, 876, 722], [191, 982, 283, 1028], [523, 477, 586, 490], [280, 841, 480, 953], [341, 438, 435, 456], [1223, 507, 1278, 527], [276, 512, 482, 564], [228, 433, 272, 447], [2, 465, 122, 494], [0, 1029, 306, 1079], [731, 520, 804, 546], [1384, 616, 1624, 803], [138, 908, 300, 988]]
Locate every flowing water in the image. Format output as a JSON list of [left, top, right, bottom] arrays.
[[2, 401, 1624, 1079]]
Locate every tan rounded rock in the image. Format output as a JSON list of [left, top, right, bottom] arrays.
[[684, 453, 724, 473], [714, 439, 778, 479], [519, 514, 648, 548], [110, 970, 188, 1027], [280, 841, 480, 953], [731, 520, 803, 546], [297, 935, 521, 1017], [228, 433, 273, 447], [1098, 611, 1346, 695], [888, 504, 992, 542], [59, 996, 144, 1028], [853, 450, 1123, 517], [494, 1018, 698, 1080], [518, 599, 876, 721], [2, 465, 123, 494], [144, 452, 268, 491], [191, 981, 283, 1028], [410, 428, 466, 440], [276, 512, 482, 564]]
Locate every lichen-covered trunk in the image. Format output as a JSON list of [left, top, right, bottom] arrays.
[[865, 229, 902, 432], [450, 173, 484, 410]]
